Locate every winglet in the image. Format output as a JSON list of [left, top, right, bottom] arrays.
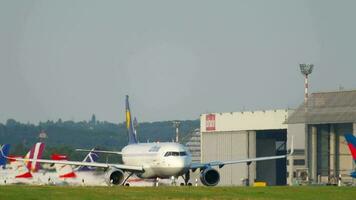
[[289, 136, 294, 156]]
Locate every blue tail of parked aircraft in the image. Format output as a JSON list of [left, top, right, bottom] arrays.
[[0, 144, 10, 168], [77, 150, 99, 171], [126, 95, 138, 144]]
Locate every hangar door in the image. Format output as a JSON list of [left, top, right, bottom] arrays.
[[201, 131, 249, 185], [256, 130, 287, 185]]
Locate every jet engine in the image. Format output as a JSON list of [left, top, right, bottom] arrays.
[[200, 168, 220, 186], [105, 168, 125, 185]]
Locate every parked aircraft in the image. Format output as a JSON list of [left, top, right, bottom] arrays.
[[1, 96, 293, 186], [0, 144, 104, 185]]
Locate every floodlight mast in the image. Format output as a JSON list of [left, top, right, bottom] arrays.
[[299, 64, 314, 104], [173, 121, 181, 142]]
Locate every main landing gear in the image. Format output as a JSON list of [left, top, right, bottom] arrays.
[[181, 171, 192, 186], [122, 172, 134, 186]]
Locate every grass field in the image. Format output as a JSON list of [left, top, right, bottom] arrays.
[[0, 185, 355, 200]]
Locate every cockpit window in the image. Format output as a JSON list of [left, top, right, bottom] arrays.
[[164, 151, 187, 157], [179, 151, 187, 156]]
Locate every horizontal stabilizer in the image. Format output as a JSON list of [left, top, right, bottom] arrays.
[[15, 171, 33, 178], [52, 154, 77, 179]]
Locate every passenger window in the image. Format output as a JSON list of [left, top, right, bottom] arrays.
[[165, 151, 186, 156]]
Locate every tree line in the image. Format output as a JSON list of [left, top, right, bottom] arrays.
[[0, 116, 199, 161]]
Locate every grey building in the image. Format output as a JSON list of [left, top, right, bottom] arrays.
[[200, 110, 294, 186], [185, 128, 201, 163], [287, 90, 356, 184]]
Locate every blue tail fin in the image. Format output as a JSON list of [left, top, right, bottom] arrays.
[[77, 150, 99, 171], [126, 95, 137, 144], [0, 144, 10, 168]]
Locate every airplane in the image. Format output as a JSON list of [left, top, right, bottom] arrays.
[[1, 95, 294, 186], [1, 144, 103, 185], [0, 143, 45, 185], [343, 133, 356, 178]]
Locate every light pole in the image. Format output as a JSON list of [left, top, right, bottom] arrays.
[[299, 64, 314, 104], [173, 121, 181, 143], [300, 63, 314, 182]]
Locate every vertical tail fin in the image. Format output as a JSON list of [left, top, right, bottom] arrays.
[[126, 95, 138, 144], [76, 149, 99, 171], [24, 142, 45, 172], [0, 144, 10, 168], [344, 134, 356, 162]]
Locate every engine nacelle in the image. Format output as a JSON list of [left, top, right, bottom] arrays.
[[200, 168, 220, 186], [105, 168, 125, 185]]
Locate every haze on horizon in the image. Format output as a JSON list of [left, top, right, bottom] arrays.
[[1, 0, 356, 124]]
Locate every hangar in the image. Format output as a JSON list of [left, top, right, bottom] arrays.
[[287, 90, 356, 184], [199, 90, 356, 186], [200, 110, 302, 186]]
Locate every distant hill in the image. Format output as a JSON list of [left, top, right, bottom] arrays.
[[0, 118, 199, 161]]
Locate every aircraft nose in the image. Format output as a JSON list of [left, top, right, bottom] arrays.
[[178, 156, 191, 168], [168, 157, 189, 168]]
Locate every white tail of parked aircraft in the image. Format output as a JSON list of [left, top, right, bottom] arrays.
[[1, 96, 293, 186], [7, 142, 45, 179]]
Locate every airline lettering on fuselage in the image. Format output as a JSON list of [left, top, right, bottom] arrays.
[[148, 146, 161, 152]]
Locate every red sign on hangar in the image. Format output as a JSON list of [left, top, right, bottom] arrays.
[[206, 114, 216, 131]]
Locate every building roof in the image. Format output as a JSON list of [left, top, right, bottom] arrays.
[[286, 90, 356, 124]]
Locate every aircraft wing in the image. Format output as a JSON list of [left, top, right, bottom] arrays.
[[190, 154, 288, 170], [191, 136, 294, 170], [76, 149, 122, 155], [1, 155, 143, 172]]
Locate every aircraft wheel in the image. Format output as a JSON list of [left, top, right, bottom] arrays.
[[125, 183, 130, 186], [187, 183, 192, 186], [180, 183, 185, 186]]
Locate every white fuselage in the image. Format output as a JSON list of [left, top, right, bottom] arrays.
[[122, 142, 192, 179]]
